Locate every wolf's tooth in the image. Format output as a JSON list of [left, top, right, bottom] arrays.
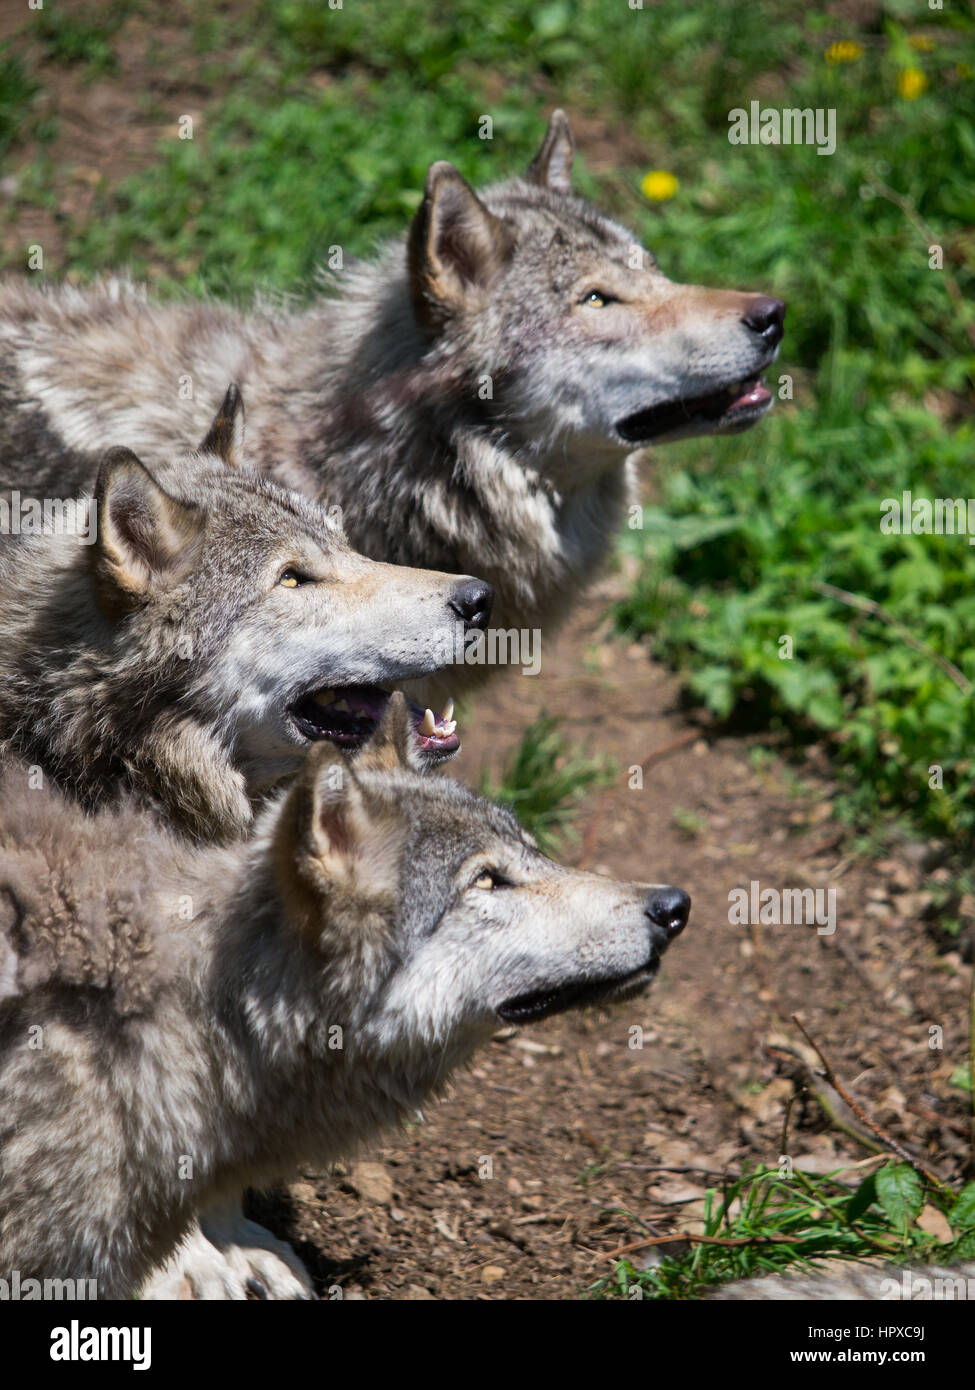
[[311, 689, 336, 706], [421, 707, 437, 736], [441, 697, 454, 723], [440, 720, 457, 737]]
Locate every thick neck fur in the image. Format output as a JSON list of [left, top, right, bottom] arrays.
[[128, 829, 469, 1251]]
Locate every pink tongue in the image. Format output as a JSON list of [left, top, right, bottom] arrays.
[[732, 381, 771, 408]]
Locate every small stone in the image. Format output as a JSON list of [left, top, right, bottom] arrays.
[[347, 1160, 394, 1205], [481, 1265, 505, 1284]]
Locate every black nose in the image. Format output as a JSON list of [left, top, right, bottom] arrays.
[[742, 295, 786, 348], [450, 578, 493, 631], [645, 887, 691, 940]]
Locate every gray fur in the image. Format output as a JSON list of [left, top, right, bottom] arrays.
[[0, 697, 689, 1298], [0, 112, 783, 693], [0, 400, 483, 841], [712, 1260, 975, 1301]]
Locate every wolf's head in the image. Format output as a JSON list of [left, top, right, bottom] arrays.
[[408, 110, 784, 482], [270, 694, 689, 1084], [0, 387, 492, 834]]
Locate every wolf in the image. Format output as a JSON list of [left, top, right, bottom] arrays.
[[0, 695, 691, 1299], [0, 384, 491, 841], [0, 110, 784, 693]]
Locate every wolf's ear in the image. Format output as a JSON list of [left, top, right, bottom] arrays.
[[199, 382, 245, 466], [526, 109, 574, 192], [306, 743, 363, 869], [279, 742, 404, 910], [354, 691, 415, 774], [90, 448, 203, 618], [408, 161, 514, 331]]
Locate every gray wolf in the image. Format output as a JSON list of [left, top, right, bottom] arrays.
[[0, 695, 691, 1299], [0, 385, 491, 841], [0, 110, 784, 693]]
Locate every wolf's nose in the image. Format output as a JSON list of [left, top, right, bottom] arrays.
[[742, 295, 786, 348], [645, 887, 691, 940], [450, 578, 494, 631]]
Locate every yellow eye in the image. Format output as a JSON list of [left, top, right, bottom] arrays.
[[583, 291, 606, 307], [473, 871, 496, 891], [279, 568, 302, 588]]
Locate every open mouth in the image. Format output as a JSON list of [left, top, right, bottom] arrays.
[[497, 959, 656, 1025], [290, 685, 459, 763], [616, 375, 773, 444]]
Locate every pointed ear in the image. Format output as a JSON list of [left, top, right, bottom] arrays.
[[408, 161, 513, 331], [354, 691, 416, 773], [526, 109, 574, 192], [90, 447, 204, 618], [278, 741, 405, 912], [199, 382, 245, 465], [306, 742, 363, 868]]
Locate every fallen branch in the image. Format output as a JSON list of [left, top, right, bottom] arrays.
[[791, 1014, 949, 1191], [598, 1231, 814, 1263]]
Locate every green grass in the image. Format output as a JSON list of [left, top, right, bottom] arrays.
[[591, 1162, 975, 1299], [604, 8, 975, 845], [35, 3, 127, 75], [0, 52, 39, 159], [479, 714, 614, 855]]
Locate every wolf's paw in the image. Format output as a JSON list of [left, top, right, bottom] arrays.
[[141, 1206, 316, 1301]]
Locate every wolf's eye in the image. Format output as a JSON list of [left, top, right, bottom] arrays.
[[581, 290, 612, 308], [471, 868, 512, 891], [279, 567, 312, 588]]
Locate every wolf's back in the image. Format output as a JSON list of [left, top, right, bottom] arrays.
[[712, 1259, 975, 1300]]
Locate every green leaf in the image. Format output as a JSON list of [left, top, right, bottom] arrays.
[[951, 1183, 975, 1233], [874, 1163, 924, 1231]]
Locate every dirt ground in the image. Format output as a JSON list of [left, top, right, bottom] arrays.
[[3, 2, 972, 1300]]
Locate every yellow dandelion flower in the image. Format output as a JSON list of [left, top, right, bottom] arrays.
[[897, 67, 928, 100], [908, 35, 935, 53], [641, 170, 679, 202], [825, 40, 863, 64]]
